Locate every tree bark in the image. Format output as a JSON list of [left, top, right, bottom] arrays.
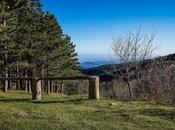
[[60, 81, 64, 94], [3, 70, 8, 92], [3, 79, 8, 92], [16, 67, 20, 90], [50, 81, 53, 93], [126, 79, 132, 99], [3, 20, 8, 92], [20, 80, 23, 90], [46, 80, 50, 94], [24, 70, 28, 92], [27, 80, 32, 93], [8, 71, 11, 89], [41, 68, 45, 92], [55, 82, 59, 93]]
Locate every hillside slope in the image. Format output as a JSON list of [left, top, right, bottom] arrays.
[[0, 91, 174, 130], [81, 53, 175, 82]]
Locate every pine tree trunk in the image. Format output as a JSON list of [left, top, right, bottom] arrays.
[[28, 80, 32, 93], [8, 71, 11, 89], [46, 80, 50, 94], [60, 81, 64, 94], [55, 82, 59, 93], [3, 20, 8, 92], [3, 79, 8, 92], [41, 80, 45, 92], [3, 68, 8, 92], [41, 68, 45, 92], [16, 68, 20, 90], [46, 65, 50, 94], [20, 80, 23, 90], [24, 69, 28, 92], [50, 81, 53, 93]]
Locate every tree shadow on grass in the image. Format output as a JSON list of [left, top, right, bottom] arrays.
[[0, 98, 88, 105], [139, 108, 175, 122], [114, 108, 175, 124], [0, 98, 31, 103], [34, 98, 88, 105]]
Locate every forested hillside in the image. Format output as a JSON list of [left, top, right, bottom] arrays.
[[82, 53, 175, 81]]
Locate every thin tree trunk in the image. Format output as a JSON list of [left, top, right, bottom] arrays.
[[126, 80, 132, 99], [8, 71, 11, 89], [16, 67, 21, 90], [3, 19, 8, 92], [50, 81, 53, 93], [41, 80, 45, 92], [3, 78, 8, 92], [27, 80, 31, 93], [56, 82, 59, 93], [41, 68, 45, 92], [20, 80, 23, 90], [46, 80, 50, 94], [3, 67, 8, 92], [46, 64, 50, 94], [24, 70, 28, 92], [60, 81, 64, 94], [135, 70, 140, 98]]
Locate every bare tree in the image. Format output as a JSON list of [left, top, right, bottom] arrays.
[[106, 28, 157, 99]]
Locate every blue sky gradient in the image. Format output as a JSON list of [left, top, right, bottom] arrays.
[[42, 0, 175, 60]]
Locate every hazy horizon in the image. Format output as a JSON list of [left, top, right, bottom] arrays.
[[42, 0, 175, 57]]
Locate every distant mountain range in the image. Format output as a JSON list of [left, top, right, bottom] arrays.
[[81, 53, 175, 82], [80, 61, 113, 69]]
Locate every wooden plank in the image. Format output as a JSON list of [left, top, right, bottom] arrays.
[[0, 76, 98, 81], [0, 77, 36, 80], [39, 76, 99, 81]]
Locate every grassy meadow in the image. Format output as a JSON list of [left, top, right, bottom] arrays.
[[0, 91, 174, 130]]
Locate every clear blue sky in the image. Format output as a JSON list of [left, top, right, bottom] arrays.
[[42, 0, 175, 60]]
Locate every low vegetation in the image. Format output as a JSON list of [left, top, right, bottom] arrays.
[[0, 91, 174, 130]]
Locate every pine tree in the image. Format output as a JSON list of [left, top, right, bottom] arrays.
[[17, 0, 44, 76], [51, 35, 79, 76], [40, 12, 79, 77], [0, 0, 27, 92], [39, 12, 79, 93]]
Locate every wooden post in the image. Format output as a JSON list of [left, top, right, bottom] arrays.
[[89, 77, 100, 100], [32, 79, 42, 101]]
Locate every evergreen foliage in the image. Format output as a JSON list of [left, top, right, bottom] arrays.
[[0, 0, 79, 91]]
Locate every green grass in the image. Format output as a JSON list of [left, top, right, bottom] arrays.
[[0, 91, 174, 130]]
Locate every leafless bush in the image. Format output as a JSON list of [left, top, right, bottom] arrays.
[[106, 28, 158, 99], [133, 60, 175, 104], [100, 80, 130, 100], [103, 59, 175, 105]]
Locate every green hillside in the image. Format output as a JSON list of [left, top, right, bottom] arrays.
[[0, 91, 174, 130]]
